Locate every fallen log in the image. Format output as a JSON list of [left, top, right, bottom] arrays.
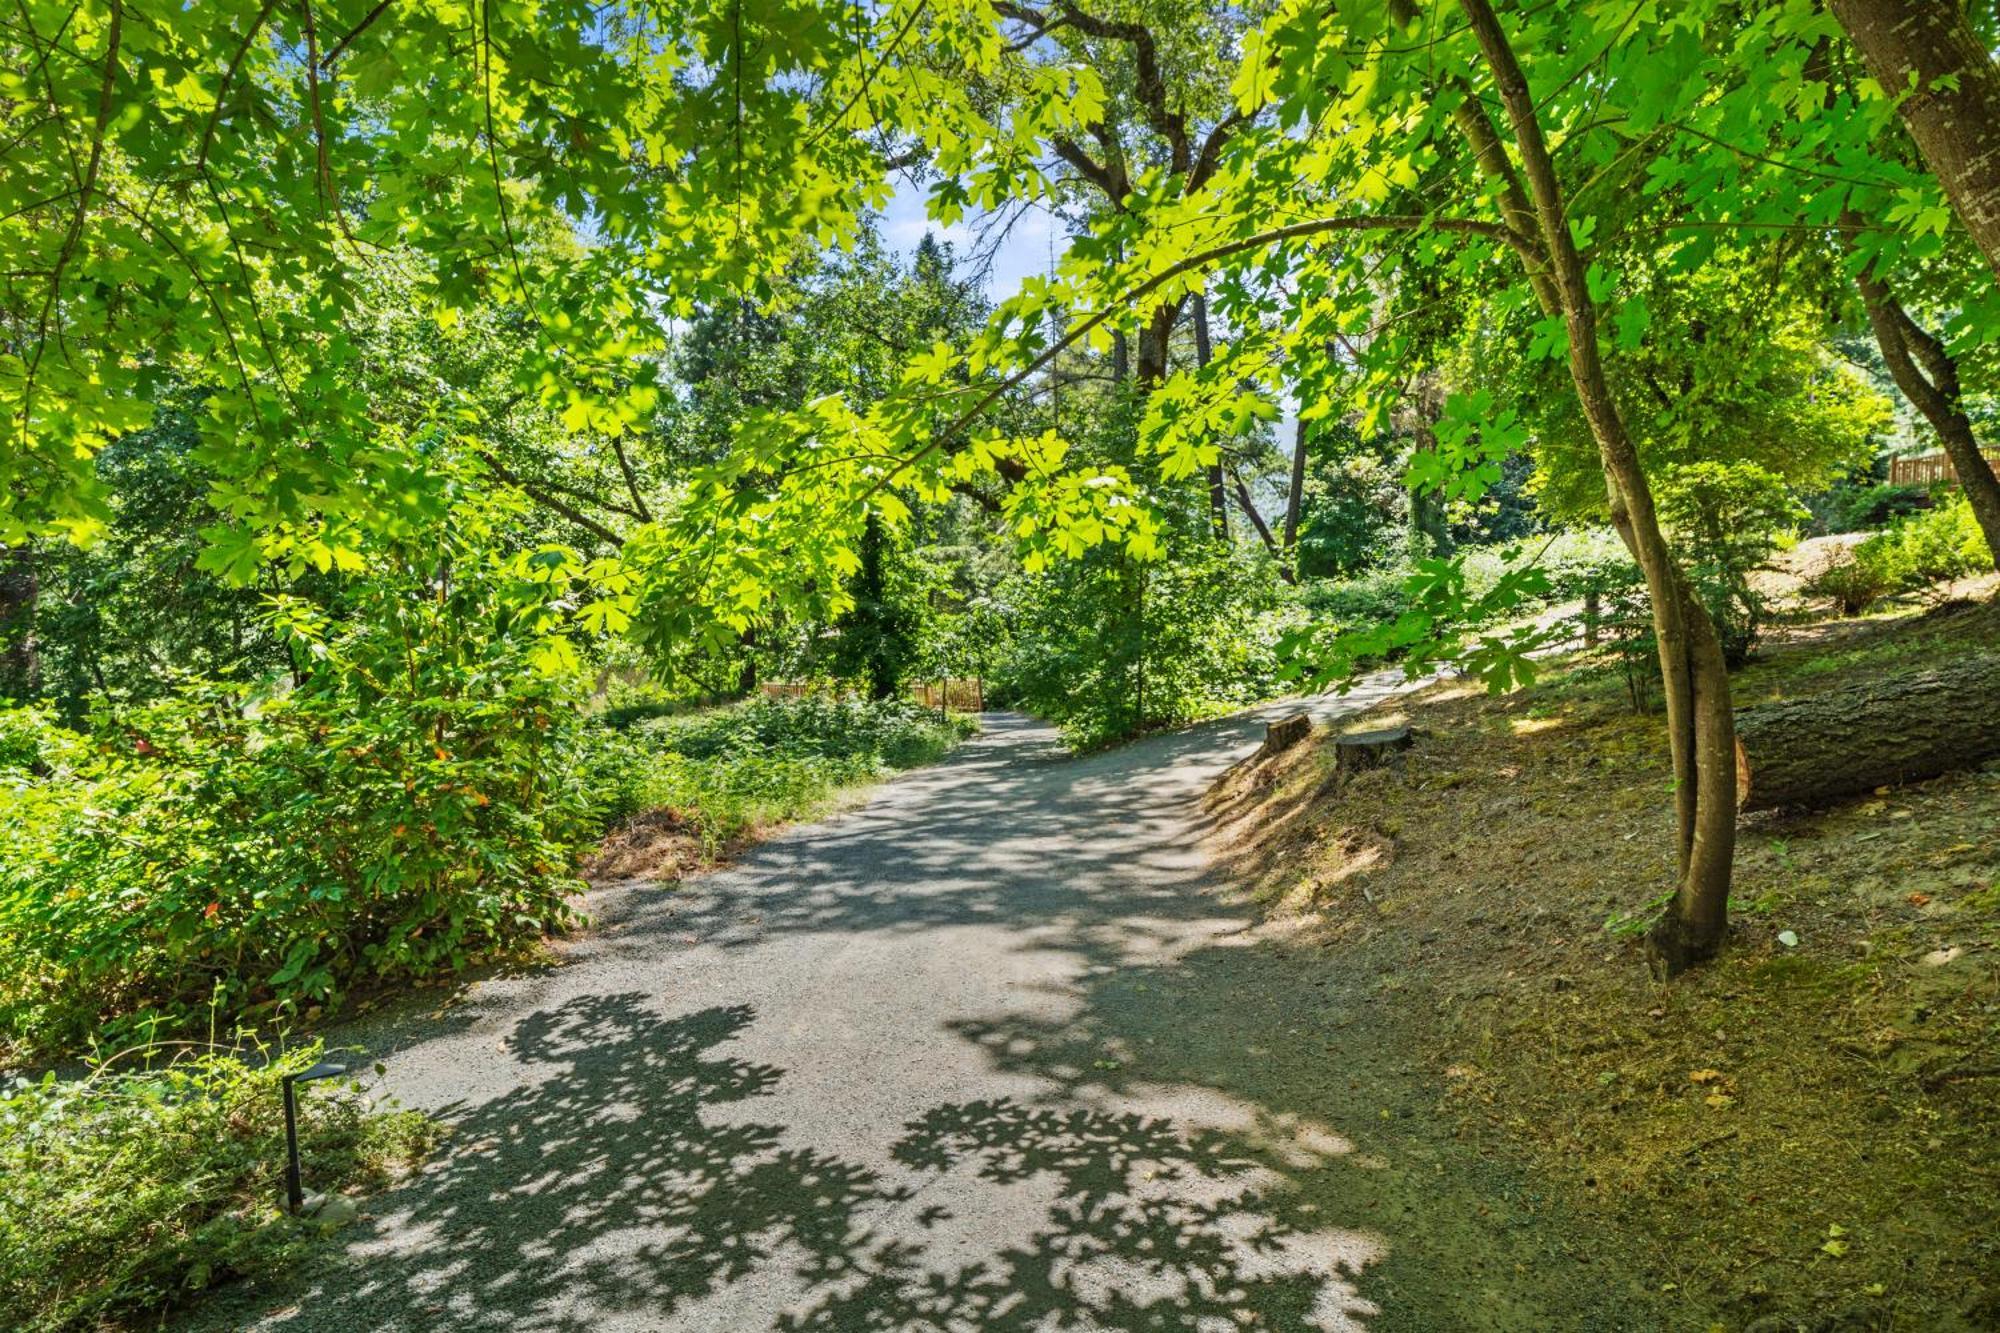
[[1734, 652, 2000, 812], [1259, 713, 1313, 759], [1334, 725, 1413, 776]]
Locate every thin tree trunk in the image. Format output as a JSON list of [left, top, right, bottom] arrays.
[[0, 546, 39, 701], [1852, 258, 2000, 568], [1191, 294, 1230, 541], [1283, 414, 1309, 553], [1461, 0, 1737, 975], [1232, 474, 1295, 583], [1829, 0, 2000, 284]]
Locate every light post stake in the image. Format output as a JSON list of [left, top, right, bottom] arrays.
[[282, 1060, 350, 1214]]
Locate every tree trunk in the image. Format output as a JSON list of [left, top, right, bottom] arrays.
[[1283, 415, 1309, 554], [1852, 258, 2000, 568], [1232, 474, 1295, 583], [1191, 294, 1230, 541], [1461, 0, 1738, 976], [1829, 0, 2000, 284], [1735, 653, 2000, 811], [1334, 725, 1413, 777], [1134, 298, 1181, 387], [0, 546, 38, 702]]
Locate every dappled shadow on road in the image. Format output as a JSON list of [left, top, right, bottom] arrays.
[[205, 686, 1656, 1331], [584, 691, 1410, 961], [280, 994, 895, 1331], [235, 992, 1381, 1332]]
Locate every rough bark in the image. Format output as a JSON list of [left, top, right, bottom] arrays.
[[0, 546, 38, 701], [1259, 712, 1312, 759], [1460, 0, 1738, 975], [1852, 258, 2000, 568], [1134, 298, 1181, 386], [1735, 653, 2000, 811], [1829, 0, 2000, 284]]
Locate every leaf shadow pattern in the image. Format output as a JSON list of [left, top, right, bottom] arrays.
[[290, 992, 908, 1331], [778, 1097, 1380, 1331]]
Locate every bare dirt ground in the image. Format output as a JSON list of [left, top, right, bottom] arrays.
[[1211, 602, 2000, 1331]]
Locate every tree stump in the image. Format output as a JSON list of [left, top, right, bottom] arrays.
[[1734, 652, 2000, 812], [1334, 725, 1414, 778], [1259, 713, 1313, 760]]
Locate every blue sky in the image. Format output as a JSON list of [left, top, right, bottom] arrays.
[[878, 178, 1064, 301]]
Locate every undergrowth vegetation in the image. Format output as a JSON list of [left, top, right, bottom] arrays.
[[584, 695, 976, 859], [1807, 494, 1989, 615], [0, 685, 971, 1063], [0, 1043, 436, 1333]]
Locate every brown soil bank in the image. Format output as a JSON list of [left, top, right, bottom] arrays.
[[1211, 601, 2000, 1331]]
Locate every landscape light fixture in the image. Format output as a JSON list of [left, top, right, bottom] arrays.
[[282, 1060, 351, 1214]]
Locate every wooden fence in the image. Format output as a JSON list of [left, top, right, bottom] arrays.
[[913, 678, 985, 711], [759, 679, 987, 711], [1889, 451, 2000, 486]]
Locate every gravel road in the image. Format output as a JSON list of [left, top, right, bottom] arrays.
[[189, 683, 1662, 1332]]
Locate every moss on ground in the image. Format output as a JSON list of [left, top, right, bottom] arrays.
[[1210, 601, 2000, 1331]]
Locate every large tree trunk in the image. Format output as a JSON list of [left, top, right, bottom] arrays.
[[1191, 294, 1230, 541], [1830, 0, 2000, 284], [1735, 654, 2000, 812], [1462, 0, 1738, 976], [0, 546, 38, 701], [1852, 258, 2000, 568]]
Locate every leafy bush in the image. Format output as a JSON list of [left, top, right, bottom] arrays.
[[647, 694, 973, 765], [995, 545, 1295, 748], [1807, 495, 1986, 614], [1804, 554, 1893, 617], [0, 1044, 434, 1333], [1806, 479, 1930, 535], [581, 695, 975, 854], [1302, 528, 1633, 638], [0, 552, 599, 1057], [1656, 461, 1806, 667]]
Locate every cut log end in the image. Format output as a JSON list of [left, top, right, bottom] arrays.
[[1334, 725, 1414, 775], [1259, 713, 1313, 760]]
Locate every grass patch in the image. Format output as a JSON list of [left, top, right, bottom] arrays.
[[1, 1044, 437, 1332]]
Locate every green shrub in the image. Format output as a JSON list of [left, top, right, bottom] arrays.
[[647, 694, 973, 765], [0, 1044, 434, 1333], [1656, 461, 1806, 667], [995, 544, 1294, 748], [1806, 479, 1930, 534], [581, 695, 976, 853], [1809, 495, 1987, 614], [0, 553, 598, 1058]]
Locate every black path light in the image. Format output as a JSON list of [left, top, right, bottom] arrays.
[[282, 1059, 351, 1214]]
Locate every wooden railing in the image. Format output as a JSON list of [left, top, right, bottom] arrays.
[[913, 678, 985, 711], [1889, 451, 2000, 486]]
